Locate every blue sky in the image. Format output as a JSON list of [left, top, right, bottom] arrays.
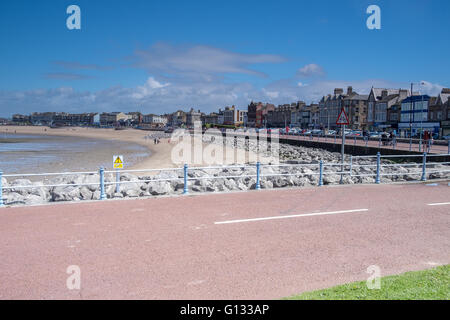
[[0, 0, 449, 117]]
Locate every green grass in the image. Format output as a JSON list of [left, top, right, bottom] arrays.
[[285, 265, 450, 300]]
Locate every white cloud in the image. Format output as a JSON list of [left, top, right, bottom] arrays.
[[132, 77, 170, 99], [419, 80, 444, 96], [133, 43, 285, 78], [0, 78, 447, 117], [297, 63, 325, 77], [2, 43, 448, 117], [263, 89, 280, 99]]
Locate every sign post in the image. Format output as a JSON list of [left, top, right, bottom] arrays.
[[113, 155, 124, 193], [336, 108, 349, 184]]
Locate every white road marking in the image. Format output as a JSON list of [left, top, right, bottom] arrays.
[[427, 202, 450, 206], [214, 208, 369, 225], [187, 280, 206, 286]]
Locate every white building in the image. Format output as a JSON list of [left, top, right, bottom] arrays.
[[143, 114, 168, 126]]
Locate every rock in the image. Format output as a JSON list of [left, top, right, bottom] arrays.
[[125, 189, 140, 197], [191, 185, 203, 192], [223, 178, 237, 190], [298, 177, 312, 186], [260, 179, 273, 189], [119, 182, 142, 196], [360, 176, 375, 184], [148, 181, 172, 195], [9, 179, 33, 196], [92, 190, 101, 200], [26, 182, 50, 201], [52, 186, 81, 202], [272, 177, 288, 188], [24, 194, 45, 205], [80, 186, 93, 200], [120, 173, 138, 182], [82, 174, 100, 192], [323, 174, 339, 185], [4, 192, 26, 205]]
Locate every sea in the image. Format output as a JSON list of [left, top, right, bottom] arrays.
[[0, 133, 150, 175]]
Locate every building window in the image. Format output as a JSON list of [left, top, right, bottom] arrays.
[[401, 113, 410, 123]]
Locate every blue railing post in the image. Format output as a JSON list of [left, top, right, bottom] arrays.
[[349, 155, 353, 177], [376, 152, 381, 184], [319, 160, 323, 186], [99, 167, 106, 200], [256, 162, 261, 190], [421, 152, 427, 181], [0, 171, 4, 207], [183, 164, 188, 194], [115, 170, 120, 193]]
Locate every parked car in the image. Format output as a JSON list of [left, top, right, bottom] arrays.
[[443, 135, 450, 140]]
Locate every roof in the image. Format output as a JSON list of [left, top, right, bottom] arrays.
[[344, 94, 368, 101], [401, 95, 430, 103], [437, 93, 450, 104], [379, 94, 400, 103], [370, 88, 410, 101]]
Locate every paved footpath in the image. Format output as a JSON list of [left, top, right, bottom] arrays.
[[280, 134, 450, 154], [0, 182, 449, 299]]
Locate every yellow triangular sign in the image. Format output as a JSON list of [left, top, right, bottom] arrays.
[[114, 157, 122, 164]]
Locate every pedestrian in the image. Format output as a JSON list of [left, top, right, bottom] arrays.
[[428, 131, 433, 153], [381, 132, 387, 146]]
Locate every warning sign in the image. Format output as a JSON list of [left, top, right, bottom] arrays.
[[113, 155, 124, 169], [336, 108, 349, 125]]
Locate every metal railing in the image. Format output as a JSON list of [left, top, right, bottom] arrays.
[[1, 152, 449, 206], [280, 132, 450, 154]]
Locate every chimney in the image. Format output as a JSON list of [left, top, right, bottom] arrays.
[[399, 89, 408, 100], [347, 86, 353, 95], [334, 88, 344, 95]]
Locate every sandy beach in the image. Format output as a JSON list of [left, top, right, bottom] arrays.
[[1, 126, 261, 174], [1, 126, 173, 171]]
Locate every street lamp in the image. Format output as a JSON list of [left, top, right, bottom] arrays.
[[411, 81, 426, 152]]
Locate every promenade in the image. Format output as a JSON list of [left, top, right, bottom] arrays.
[[0, 182, 449, 299], [279, 134, 450, 155]]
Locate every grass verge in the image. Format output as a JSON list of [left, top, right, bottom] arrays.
[[285, 265, 449, 300]]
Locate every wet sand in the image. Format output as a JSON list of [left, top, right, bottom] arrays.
[[2, 126, 261, 174], [1, 126, 172, 172]]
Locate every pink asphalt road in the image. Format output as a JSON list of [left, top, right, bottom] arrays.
[[0, 182, 449, 299]]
